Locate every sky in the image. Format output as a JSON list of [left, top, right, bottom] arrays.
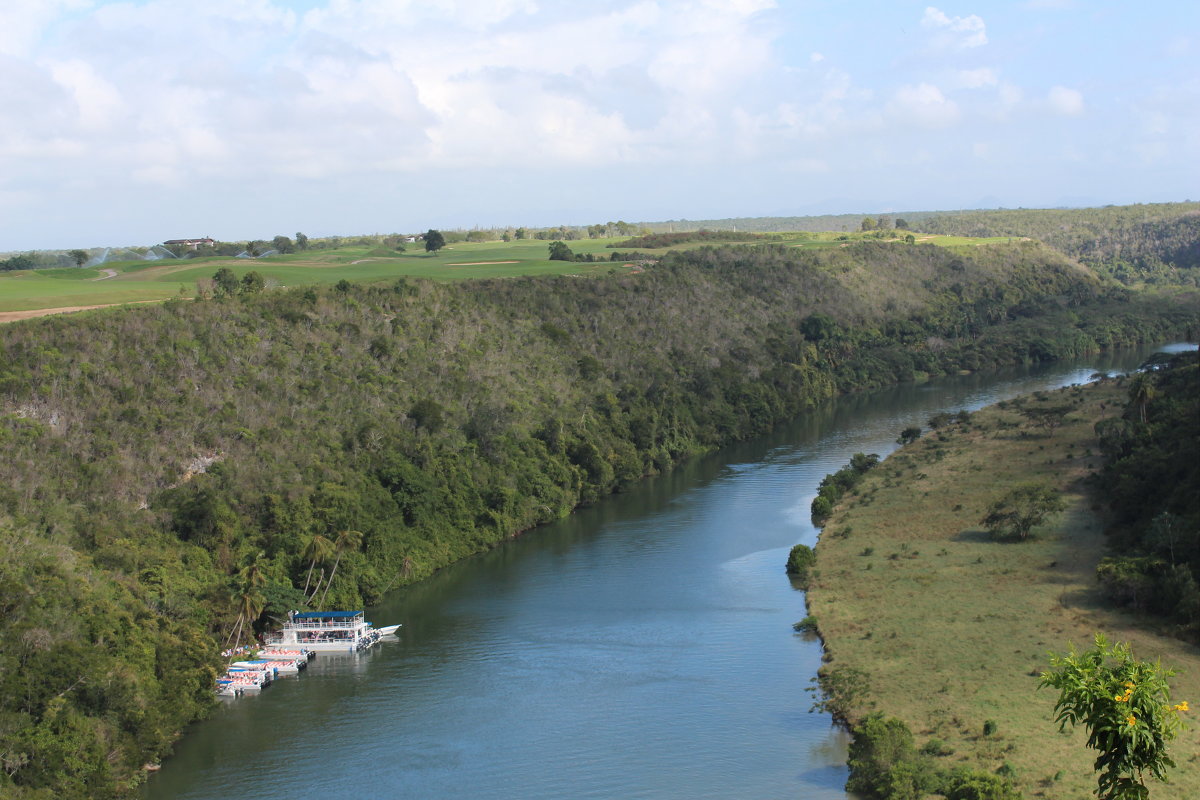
[[1, 0, 1197, 250]]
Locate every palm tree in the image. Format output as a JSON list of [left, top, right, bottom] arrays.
[[226, 583, 266, 649], [318, 530, 364, 608], [301, 534, 334, 597], [240, 552, 267, 590], [1128, 372, 1157, 423]]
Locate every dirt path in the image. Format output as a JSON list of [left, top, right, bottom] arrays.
[[92, 268, 118, 281], [0, 300, 165, 324], [446, 260, 520, 266]]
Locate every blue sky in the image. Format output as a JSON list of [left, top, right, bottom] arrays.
[[1, 0, 1196, 250]]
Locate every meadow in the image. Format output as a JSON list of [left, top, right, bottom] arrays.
[[805, 380, 1200, 799], [0, 232, 1020, 314]]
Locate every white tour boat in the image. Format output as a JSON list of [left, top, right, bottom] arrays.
[[263, 610, 399, 653]]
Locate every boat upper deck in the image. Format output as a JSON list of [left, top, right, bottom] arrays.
[[285, 610, 365, 630]]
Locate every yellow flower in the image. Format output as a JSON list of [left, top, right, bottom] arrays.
[[1125, 681, 1136, 689], [1127, 715, 1137, 727], [1115, 694, 1126, 702], [1174, 701, 1189, 712]]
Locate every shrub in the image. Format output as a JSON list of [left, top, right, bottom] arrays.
[[920, 738, 954, 757], [941, 767, 1021, 800], [846, 714, 918, 797], [786, 543, 816, 585], [1040, 633, 1187, 800]]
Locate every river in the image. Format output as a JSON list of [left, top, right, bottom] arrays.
[[144, 343, 1191, 800]]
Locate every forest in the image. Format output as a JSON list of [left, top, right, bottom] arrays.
[[0, 237, 1197, 798], [914, 202, 1200, 285], [1094, 350, 1200, 634]]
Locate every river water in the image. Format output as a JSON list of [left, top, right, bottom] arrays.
[[144, 343, 1190, 800]]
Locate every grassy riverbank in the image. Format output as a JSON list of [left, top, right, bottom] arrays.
[[805, 378, 1200, 799]]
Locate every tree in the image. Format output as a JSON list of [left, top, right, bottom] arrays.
[[424, 229, 446, 253], [1019, 403, 1073, 433], [786, 543, 816, 587], [1040, 634, 1187, 800], [861, 217, 878, 232], [272, 235, 295, 254], [69, 249, 89, 267], [548, 241, 574, 261], [514, 227, 527, 240], [301, 534, 334, 597], [318, 529, 364, 608], [241, 271, 265, 294], [897, 426, 921, 445], [295, 231, 309, 251], [228, 557, 267, 647], [894, 218, 910, 230], [212, 267, 239, 297], [846, 714, 917, 796], [1, 253, 36, 271], [1127, 373, 1157, 424], [409, 398, 445, 432], [981, 483, 1065, 541]]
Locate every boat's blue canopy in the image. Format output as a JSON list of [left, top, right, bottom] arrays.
[[293, 610, 363, 619]]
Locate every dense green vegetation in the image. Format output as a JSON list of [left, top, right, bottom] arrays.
[[810, 452, 880, 524], [611, 230, 769, 249], [643, 202, 1200, 287], [914, 203, 1200, 286], [0, 239, 1197, 797], [1094, 350, 1200, 635], [847, 714, 1019, 800]]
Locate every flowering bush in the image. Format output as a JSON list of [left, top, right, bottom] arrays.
[[1040, 634, 1187, 799]]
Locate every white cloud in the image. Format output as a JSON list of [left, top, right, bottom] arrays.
[[0, 0, 92, 57], [0, 0, 792, 196], [956, 67, 998, 89], [1047, 85, 1084, 116], [810, 52, 825, 63], [888, 83, 960, 128], [921, 6, 987, 49], [47, 59, 124, 131]]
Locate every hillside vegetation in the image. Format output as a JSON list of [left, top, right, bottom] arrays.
[[914, 202, 1200, 285], [804, 373, 1200, 799], [0, 241, 1197, 798]]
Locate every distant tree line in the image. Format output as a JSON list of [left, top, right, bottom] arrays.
[[610, 230, 769, 249], [913, 202, 1200, 286]]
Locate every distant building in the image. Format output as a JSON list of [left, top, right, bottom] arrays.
[[164, 238, 215, 250], [404, 236, 420, 243]]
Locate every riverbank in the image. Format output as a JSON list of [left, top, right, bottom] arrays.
[[805, 377, 1200, 799]]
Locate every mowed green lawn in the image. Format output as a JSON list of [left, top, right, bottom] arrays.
[[0, 233, 1019, 313], [0, 239, 637, 312]]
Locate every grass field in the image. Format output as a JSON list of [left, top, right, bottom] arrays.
[[805, 380, 1200, 800], [0, 233, 1025, 314]]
